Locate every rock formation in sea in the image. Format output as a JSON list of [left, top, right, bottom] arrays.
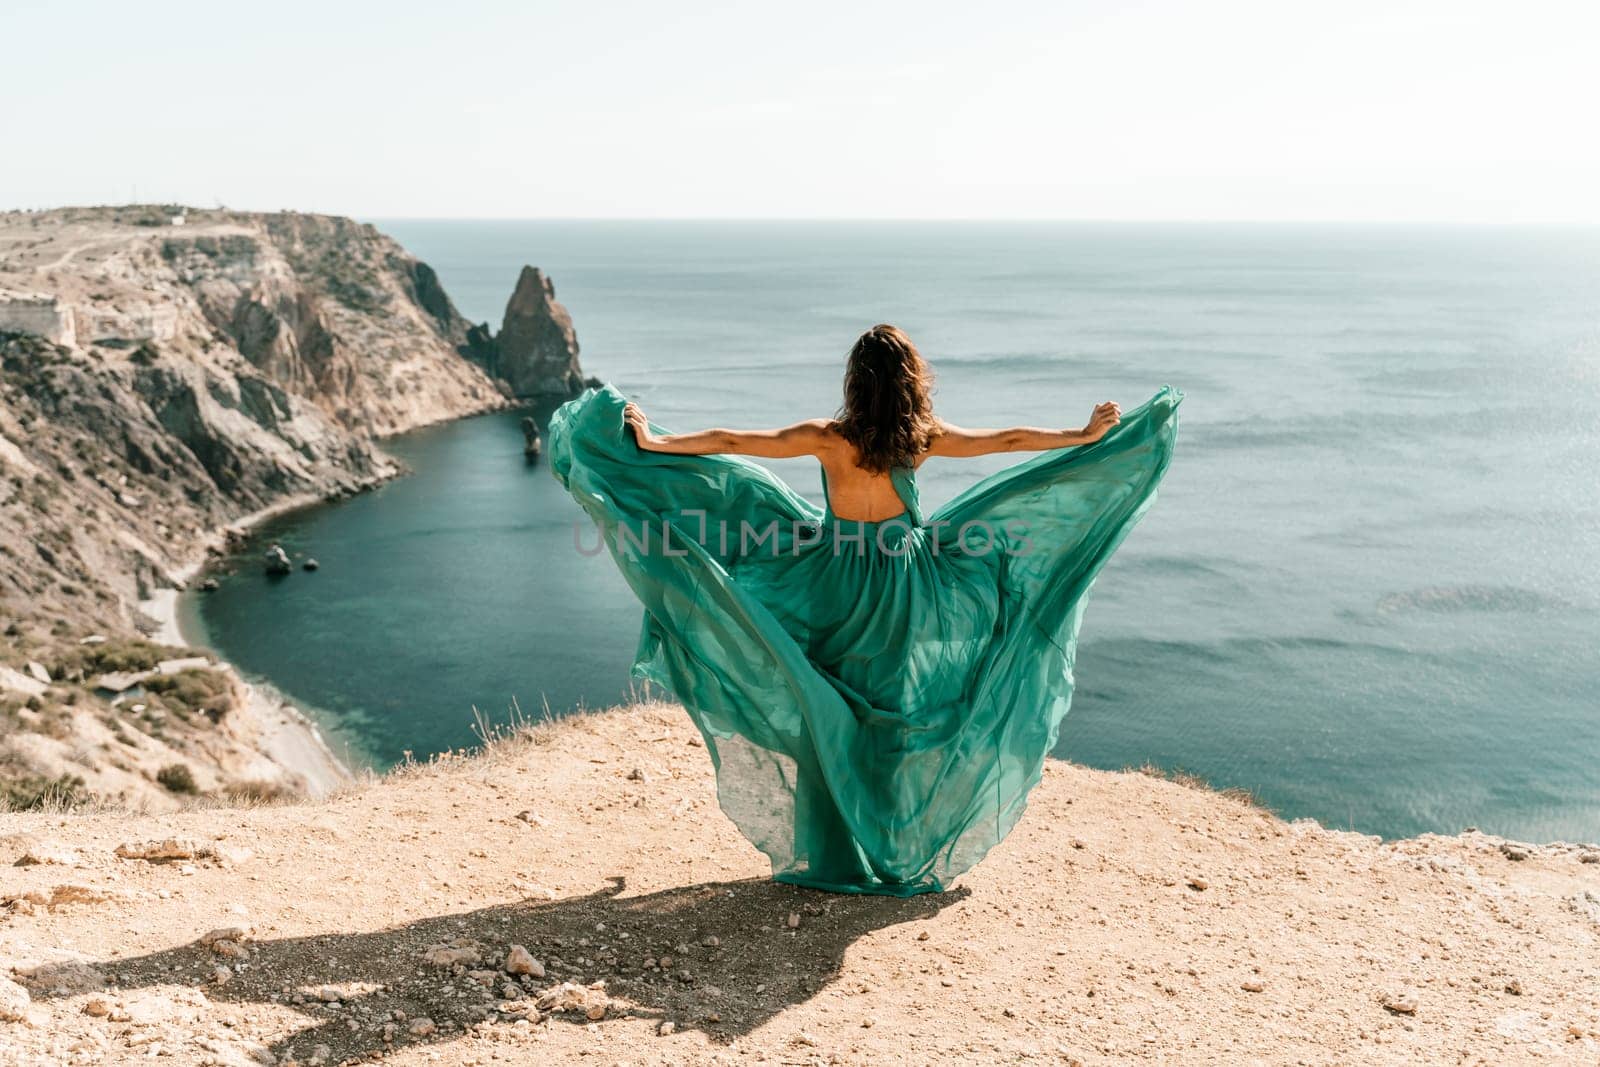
[[459, 266, 591, 398], [0, 205, 564, 811]]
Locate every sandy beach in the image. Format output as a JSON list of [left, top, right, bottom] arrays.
[[135, 495, 358, 798]]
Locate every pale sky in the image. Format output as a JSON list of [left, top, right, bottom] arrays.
[[4, 0, 1598, 222]]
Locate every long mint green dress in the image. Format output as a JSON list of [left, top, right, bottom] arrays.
[[549, 384, 1181, 895]]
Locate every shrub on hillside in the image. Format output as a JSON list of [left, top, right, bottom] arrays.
[[1, 772, 88, 811], [156, 763, 199, 795], [50, 637, 196, 680], [145, 668, 233, 720]]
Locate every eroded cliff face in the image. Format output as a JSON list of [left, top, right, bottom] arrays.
[[0, 206, 519, 810], [159, 213, 504, 435]]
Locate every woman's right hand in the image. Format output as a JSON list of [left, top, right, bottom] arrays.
[[624, 402, 656, 450], [1083, 401, 1121, 441]]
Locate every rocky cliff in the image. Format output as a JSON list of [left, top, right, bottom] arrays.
[[160, 213, 506, 436], [460, 266, 590, 398], [0, 206, 581, 813]]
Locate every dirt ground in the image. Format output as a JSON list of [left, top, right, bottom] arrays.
[[2, 701, 1598, 1065]]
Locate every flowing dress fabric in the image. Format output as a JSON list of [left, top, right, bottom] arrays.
[[548, 384, 1181, 895]]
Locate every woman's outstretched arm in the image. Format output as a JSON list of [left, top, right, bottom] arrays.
[[624, 402, 833, 459], [926, 402, 1121, 458]]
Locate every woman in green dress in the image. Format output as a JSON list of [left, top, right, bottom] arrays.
[[549, 324, 1180, 895]]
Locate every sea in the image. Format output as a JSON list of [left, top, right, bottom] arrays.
[[182, 221, 1600, 845]]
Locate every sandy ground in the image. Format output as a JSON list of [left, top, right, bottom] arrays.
[[2, 701, 1598, 1066]]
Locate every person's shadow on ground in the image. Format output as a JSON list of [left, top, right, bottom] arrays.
[[27, 876, 968, 1063]]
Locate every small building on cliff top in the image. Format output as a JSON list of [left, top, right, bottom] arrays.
[[0, 290, 76, 347]]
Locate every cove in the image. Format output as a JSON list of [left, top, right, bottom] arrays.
[[185, 402, 644, 769]]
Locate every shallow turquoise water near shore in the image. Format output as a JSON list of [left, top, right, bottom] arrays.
[[189, 221, 1600, 843]]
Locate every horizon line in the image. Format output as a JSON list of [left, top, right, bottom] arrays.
[[6, 205, 1600, 228], [369, 215, 1600, 227]]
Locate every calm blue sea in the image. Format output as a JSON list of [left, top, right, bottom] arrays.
[[186, 221, 1600, 844]]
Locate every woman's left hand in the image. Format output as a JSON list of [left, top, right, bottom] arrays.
[[1083, 401, 1121, 441], [624, 402, 655, 449]]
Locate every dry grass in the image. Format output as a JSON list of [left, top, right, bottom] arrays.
[[1131, 760, 1275, 812]]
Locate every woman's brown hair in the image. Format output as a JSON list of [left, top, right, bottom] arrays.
[[833, 324, 939, 473]]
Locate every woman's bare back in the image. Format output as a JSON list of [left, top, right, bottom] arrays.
[[816, 425, 921, 521]]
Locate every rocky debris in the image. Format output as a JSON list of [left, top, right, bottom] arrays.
[[1499, 843, 1530, 861], [1240, 980, 1265, 993], [201, 926, 251, 945], [12, 883, 115, 909], [1580, 851, 1599, 864], [461, 266, 588, 398], [211, 939, 251, 960], [534, 980, 610, 1021], [24, 661, 51, 685], [303, 558, 320, 571], [786, 911, 801, 929], [212, 844, 256, 867], [264, 544, 293, 576], [1187, 876, 1209, 891], [407, 1016, 437, 1037], [0, 975, 31, 1022], [11, 837, 81, 866], [115, 837, 212, 861], [200, 577, 221, 592], [79, 994, 134, 1024], [504, 945, 545, 978], [422, 940, 481, 968], [81, 995, 115, 1017], [1381, 992, 1419, 1015]]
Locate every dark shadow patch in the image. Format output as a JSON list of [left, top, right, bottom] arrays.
[[26, 876, 967, 1062]]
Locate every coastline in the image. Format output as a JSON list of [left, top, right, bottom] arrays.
[[137, 492, 363, 799]]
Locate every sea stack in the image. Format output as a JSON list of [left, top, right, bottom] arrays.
[[464, 266, 587, 398], [521, 416, 543, 461]]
